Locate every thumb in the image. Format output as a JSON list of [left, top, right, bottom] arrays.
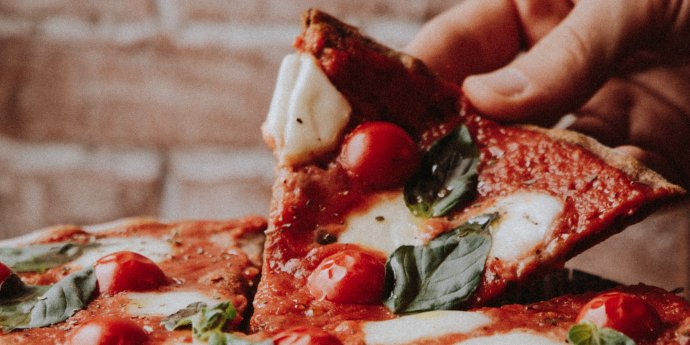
[[462, 0, 661, 122]]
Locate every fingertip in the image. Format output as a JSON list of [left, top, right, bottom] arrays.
[[462, 68, 535, 121]]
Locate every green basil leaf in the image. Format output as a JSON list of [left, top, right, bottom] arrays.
[[27, 267, 97, 328], [207, 330, 274, 345], [404, 125, 479, 218], [382, 214, 496, 313], [0, 243, 91, 273], [0, 274, 50, 333], [161, 301, 207, 331], [568, 322, 636, 345], [163, 301, 236, 340], [0, 267, 95, 333]]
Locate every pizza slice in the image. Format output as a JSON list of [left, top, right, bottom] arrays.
[[251, 8, 685, 334], [0, 217, 266, 344]]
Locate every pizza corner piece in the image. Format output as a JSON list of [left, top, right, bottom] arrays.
[[252, 7, 687, 344], [0, 217, 269, 344]]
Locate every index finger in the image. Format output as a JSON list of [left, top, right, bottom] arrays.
[[405, 0, 523, 85]]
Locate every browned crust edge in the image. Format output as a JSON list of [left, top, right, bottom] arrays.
[[301, 8, 436, 81], [521, 124, 686, 195]]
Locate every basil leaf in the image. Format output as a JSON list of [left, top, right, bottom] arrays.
[[161, 301, 207, 331], [163, 301, 236, 340], [0, 274, 51, 333], [0, 268, 95, 332], [162, 302, 270, 345], [27, 267, 97, 328], [404, 125, 479, 218], [207, 330, 274, 345], [568, 322, 636, 345], [382, 214, 496, 313], [0, 243, 90, 273]]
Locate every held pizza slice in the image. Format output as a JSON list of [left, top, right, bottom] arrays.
[[0, 217, 266, 344], [251, 8, 686, 335]]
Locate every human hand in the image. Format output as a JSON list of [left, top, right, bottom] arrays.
[[406, 0, 690, 188]]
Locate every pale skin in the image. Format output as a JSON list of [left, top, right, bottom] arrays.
[[406, 0, 690, 188]]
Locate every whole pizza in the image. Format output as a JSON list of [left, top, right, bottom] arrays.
[[1, 9, 688, 345]]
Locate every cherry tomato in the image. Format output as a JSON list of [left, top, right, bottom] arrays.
[[307, 250, 385, 304], [338, 122, 419, 188], [67, 317, 148, 345], [0, 261, 12, 285], [273, 326, 342, 345], [576, 291, 662, 341], [94, 251, 167, 294]]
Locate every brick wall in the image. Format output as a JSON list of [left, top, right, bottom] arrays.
[[0, 0, 458, 239], [0, 1, 688, 291]]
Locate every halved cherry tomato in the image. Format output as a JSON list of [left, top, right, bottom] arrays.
[[338, 122, 419, 189], [576, 291, 662, 341], [307, 249, 385, 304], [94, 251, 167, 294], [273, 326, 342, 345], [67, 317, 148, 345], [0, 262, 12, 286]]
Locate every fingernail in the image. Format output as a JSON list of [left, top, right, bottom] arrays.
[[474, 68, 529, 97]]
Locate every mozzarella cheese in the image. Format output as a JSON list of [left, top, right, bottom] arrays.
[[361, 312, 565, 345], [337, 190, 562, 263], [69, 236, 172, 269], [362, 310, 492, 345], [338, 192, 423, 254], [454, 331, 566, 345], [263, 53, 351, 166], [485, 192, 562, 262], [124, 291, 219, 316]]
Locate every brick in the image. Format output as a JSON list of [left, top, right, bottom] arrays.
[[41, 172, 160, 226], [262, 0, 429, 23], [0, 34, 31, 137], [0, 0, 156, 23], [0, 135, 163, 237], [0, 174, 46, 239], [161, 147, 275, 220], [567, 200, 690, 294], [15, 36, 282, 147], [173, 0, 264, 24]]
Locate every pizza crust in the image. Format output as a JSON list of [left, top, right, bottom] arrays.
[[0, 217, 158, 247], [524, 125, 685, 194]]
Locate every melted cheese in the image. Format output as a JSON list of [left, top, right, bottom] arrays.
[[263, 53, 351, 166], [124, 291, 219, 316], [454, 331, 566, 345], [70, 236, 172, 269], [362, 310, 492, 345], [337, 191, 562, 263], [485, 192, 562, 262], [338, 193, 423, 254]]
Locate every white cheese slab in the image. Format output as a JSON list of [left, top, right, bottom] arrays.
[[124, 290, 219, 317], [362, 310, 492, 345], [263, 53, 351, 166]]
